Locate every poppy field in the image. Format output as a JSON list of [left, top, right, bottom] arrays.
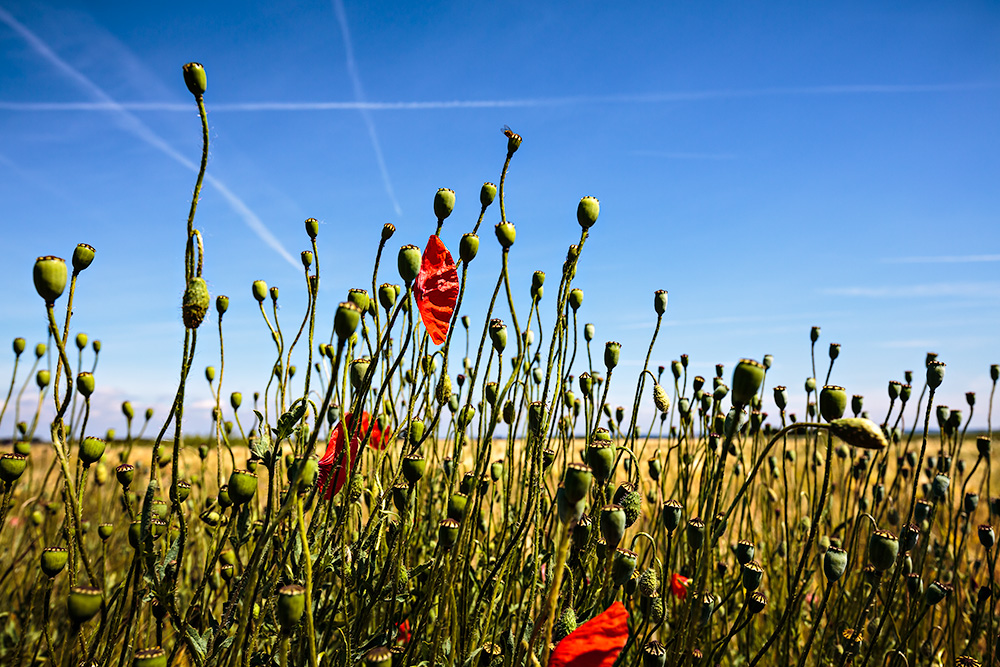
[[1, 62, 999, 667]]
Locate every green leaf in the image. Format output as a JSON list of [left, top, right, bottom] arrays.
[[273, 399, 307, 445], [186, 625, 212, 663]]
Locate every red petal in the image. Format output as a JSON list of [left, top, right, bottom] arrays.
[[414, 235, 459, 345], [317, 412, 370, 498], [670, 573, 690, 600], [548, 601, 629, 667]]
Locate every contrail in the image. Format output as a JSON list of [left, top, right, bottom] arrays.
[[1, 82, 994, 113], [0, 6, 300, 271], [331, 0, 402, 217]]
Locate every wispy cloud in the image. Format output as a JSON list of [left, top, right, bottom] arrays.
[[822, 282, 1000, 298], [881, 254, 1000, 264], [330, 0, 402, 217], [0, 6, 299, 271], [2, 82, 994, 113]]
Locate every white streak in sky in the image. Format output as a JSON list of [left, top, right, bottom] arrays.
[[881, 254, 1000, 264], [0, 6, 299, 271], [823, 282, 1000, 298], [1, 83, 993, 113], [331, 0, 402, 217]]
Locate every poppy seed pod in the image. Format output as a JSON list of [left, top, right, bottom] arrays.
[[926, 360, 945, 389], [40, 546, 69, 578], [978, 524, 995, 549], [568, 288, 584, 312], [0, 453, 27, 483], [459, 233, 479, 264], [868, 529, 899, 572], [115, 463, 134, 488], [133, 647, 167, 667], [819, 385, 847, 422], [397, 245, 421, 284], [489, 319, 507, 353], [79, 436, 105, 467], [211, 296, 227, 320], [686, 518, 706, 551], [12, 337, 25, 356], [438, 518, 460, 548], [642, 641, 667, 667], [227, 470, 257, 505], [75, 371, 96, 398], [434, 188, 455, 221], [731, 359, 765, 406], [377, 283, 397, 311], [735, 540, 755, 565], [563, 462, 593, 504], [829, 418, 888, 451], [924, 580, 951, 605], [480, 182, 497, 207], [851, 394, 864, 417], [600, 504, 626, 549], [586, 442, 614, 481], [33, 256, 67, 303], [556, 486, 586, 524], [447, 493, 468, 522], [577, 196, 600, 229], [583, 323, 596, 343], [70, 243, 96, 273], [182, 62, 207, 97], [604, 341, 621, 371], [334, 302, 362, 341], [931, 474, 950, 501], [98, 523, 113, 541], [67, 586, 102, 624], [299, 250, 314, 270], [653, 289, 668, 316], [741, 561, 764, 591], [495, 221, 516, 249], [824, 546, 848, 582], [612, 547, 638, 586]]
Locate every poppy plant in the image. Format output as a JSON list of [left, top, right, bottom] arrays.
[[414, 235, 459, 345], [317, 412, 383, 498], [670, 573, 690, 600], [548, 601, 629, 667]]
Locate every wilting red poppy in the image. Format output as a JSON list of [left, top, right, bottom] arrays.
[[414, 235, 459, 345], [670, 573, 690, 600], [548, 601, 629, 667], [317, 412, 382, 498]]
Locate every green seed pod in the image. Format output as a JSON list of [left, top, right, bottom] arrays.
[[182, 277, 210, 329], [600, 504, 626, 549], [577, 196, 600, 229], [377, 223, 395, 243], [334, 302, 362, 341], [829, 418, 888, 451], [734, 540, 756, 565], [67, 586, 102, 624], [569, 288, 584, 312], [434, 188, 456, 221], [350, 358, 371, 390], [563, 463, 593, 503], [251, 280, 268, 303], [495, 221, 516, 249], [868, 529, 898, 572], [12, 337, 25, 356], [269, 286, 280, 303], [35, 343, 46, 359], [926, 360, 945, 389], [604, 341, 621, 371], [75, 333, 89, 351], [40, 546, 68, 578], [480, 182, 497, 207], [96, 523, 113, 541], [172, 480, 192, 503], [647, 457, 661, 481], [653, 290, 668, 316], [741, 561, 764, 591], [931, 474, 950, 501], [182, 62, 207, 98], [490, 459, 504, 482], [851, 394, 864, 417], [586, 442, 614, 481], [74, 372, 95, 398], [438, 518, 460, 548], [34, 256, 67, 304], [662, 499, 683, 533], [70, 243, 96, 273], [397, 245, 421, 284], [378, 283, 397, 311], [489, 319, 507, 353], [642, 641, 667, 667], [363, 646, 392, 667], [0, 453, 27, 483], [824, 546, 848, 582], [400, 454, 425, 484], [214, 295, 229, 317], [347, 288, 370, 313], [578, 373, 593, 397], [581, 324, 594, 344], [299, 250, 314, 269], [924, 580, 951, 605], [115, 463, 134, 488], [819, 385, 847, 422], [447, 493, 469, 522], [731, 359, 765, 406], [612, 547, 638, 586], [78, 436, 105, 467], [133, 647, 167, 667], [687, 518, 706, 551], [275, 584, 306, 630], [228, 470, 257, 505], [978, 524, 995, 549], [460, 233, 479, 263], [556, 486, 586, 524], [302, 217, 320, 239]]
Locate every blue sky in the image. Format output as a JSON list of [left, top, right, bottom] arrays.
[[1, 0, 998, 438]]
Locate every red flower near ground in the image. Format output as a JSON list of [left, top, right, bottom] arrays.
[[413, 235, 459, 345], [395, 619, 411, 645], [670, 573, 690, 600], [317, 412, 382, 498], [548, 601, 629, 667]]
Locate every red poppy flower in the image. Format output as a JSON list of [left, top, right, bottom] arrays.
[[413, 235, 459, 345], [317, 411, 382, 498], [548, 601, 629, 667], [670, 573, 690, 600], [395, 619, 411, 645]]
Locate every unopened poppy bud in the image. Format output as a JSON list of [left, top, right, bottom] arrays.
[[502, 125, 521, 154], [653, 290, 668, 316], [459, 233, 479, 263], [829, 418, 888, 451], [495, 221, 516, 248], [604, 341, 621, 371], [577, 196, 600, 229], [228, 470, 257, 505], [653, 383, 670, 413], [33, 256, 67, 304], [820, 385, 847, 421], [397, 245, 421, 284], [824, 546, 848, 582], [67, 586, 103, 624], [334, 302, 362, 341], [434, 188, 455, 221], [731, 359, 765, 406], [568, 288, 584, 312], [79, 436, 105, 467], [926, 360, 945, 389], [436, 374, 452, 406], [182, 62, 207, 98], [489, 319, 507, 353], [480, 182, 497, 207], [76, 372, 95, 398]]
